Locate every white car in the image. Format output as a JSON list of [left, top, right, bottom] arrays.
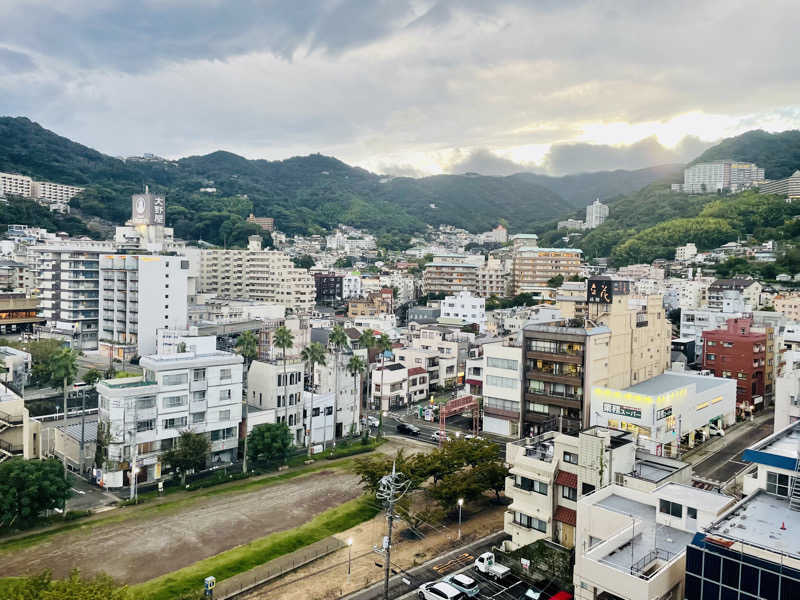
[[463, 433, 484, 440], [367, 415, 380, 428], [441, 573, 480, 597], [431, 430, 451, 443], [418, 581, 467, 600]]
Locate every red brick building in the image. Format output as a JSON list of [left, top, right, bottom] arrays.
[[702, 317, 766, 418]]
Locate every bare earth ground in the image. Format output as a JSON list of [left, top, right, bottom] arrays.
[[243, 501, 506, 600], [0, 470, 360, 584]]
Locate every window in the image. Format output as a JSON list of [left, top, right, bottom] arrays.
[[487, 374, 518, 389], [220, 368, 232, 381], [193, 390, 206, 402], [325, 406, 333, 416], [706, 353, 716, 361], [563, 451, 578, 465], [517, 476, 548, 495], [562, 486, 577, 501], [136, 396, 156, 409], [218, 409, 231, 421], [687, 506, 697, 520], [485, 397, 519, 413], [219, 388, 231, 401], [487, 357, 518, 371], [581, 483, 596, 496], [659, 499, 683, 518], [312, 407, 320, 417], [162, 416, 187, 429], [529, 402, 549, 414], [136, 419, 155, 432], [514, 512, 546, 532], [192, 412, 205, 424], [767, 471, 790, 497], [162, 395, 187, 409], [193, 369, 206, 381], [163, 373, 188, 386]]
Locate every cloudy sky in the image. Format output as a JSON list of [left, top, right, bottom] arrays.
[[1, 0, 799, 176]]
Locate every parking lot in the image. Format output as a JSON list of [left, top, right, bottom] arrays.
[[400, 561, 565, 600]]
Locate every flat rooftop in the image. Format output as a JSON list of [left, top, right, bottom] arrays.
[[595, 494, 693, 573], [627, 372, 724, 395], [103, 379, 155, 389], [706, 491, 800, 559], [656, 483, 733, 513], [745, 421, 800, 460]]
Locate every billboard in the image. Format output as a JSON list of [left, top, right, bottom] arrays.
[[131, 192, 166, 226]]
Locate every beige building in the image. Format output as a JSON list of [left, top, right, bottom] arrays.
[[423, 261, 478, 296], [0, 172, 83, 205], [348, 289, 393, 318], [773, 293, 800, 321], [476, 257, 510, 298], [512, 247, 583, 294], [0, 391, 40, 463], [191, 237, 315, 314], [246, 214, 275, 232], [0, 172, 33, 197]]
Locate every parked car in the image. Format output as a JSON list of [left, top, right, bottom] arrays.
[[463, 433, 483, 440], [418, 581, 466, 600], [548, 592, 572, 600], [441, 573, 480, 597], [397, 423, 421, 436], [474, 552, 510, 581], [367, 415, 380, 428], [431, 430, 451, 443]]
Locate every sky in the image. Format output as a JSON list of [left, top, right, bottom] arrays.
[[1, 0, 799, 177]]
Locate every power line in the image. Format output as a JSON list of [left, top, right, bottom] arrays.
[[375, 461, 411, 600]]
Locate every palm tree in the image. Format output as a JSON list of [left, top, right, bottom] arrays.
[[301, 342, 327, 456], [234, 329, 259, 473], [358, 328, 376, 354], [346, 355, 366, 436], [376, 334, 392, 437], [273, 326, 295, 430], [328, 325, 349, 447], [50, 348, 78, 484]]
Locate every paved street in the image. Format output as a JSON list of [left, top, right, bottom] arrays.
[[66, 474, 118, 512], [688, 409, 774, 483]]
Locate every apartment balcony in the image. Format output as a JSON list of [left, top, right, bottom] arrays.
[[525, 349, 583, 364], [524, 391, 582, 411], [525, 371, 582, 386], [190, 379, 208, 393], [210, 437, 237, 453], [483, 405, 520, 420]]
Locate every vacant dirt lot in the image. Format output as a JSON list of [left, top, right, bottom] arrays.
[[0, 469, 360, 584]]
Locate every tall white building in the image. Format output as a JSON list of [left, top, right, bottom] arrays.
[[774, 351, 800, 430], [0, 172, 84, 207], [481, 340, 522, 437], [585, 199, 609, 229], [672, 160, 765, 194], [99, 254, 189, 360], [247, 359, 306, 445], [97, 336, 243, 487], [675, 243, 698, 262]]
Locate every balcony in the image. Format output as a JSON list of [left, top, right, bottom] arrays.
[[526, 370, 582, 385]]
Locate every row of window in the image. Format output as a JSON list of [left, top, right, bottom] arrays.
[[513, 511, 547, 532], [487, 357, 518, 371], [485, 396, 520, 413], [516, 475, 548, 495], [161, 368, 233, 386], [487, 374, 518, 389], [659, 498, 697, 519]]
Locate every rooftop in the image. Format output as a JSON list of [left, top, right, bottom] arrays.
[[523, 322, 611, 336], [656, 482, 733, 513], [743, 420, 800, 462], [705, 490, 800, 559], [626, 372, 724, 396], [103, 379, 156, 389], [59, 419, 98, 443], [595, 494, 693, 573]]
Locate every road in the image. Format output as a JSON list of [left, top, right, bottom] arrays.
[[66, 474, 118, 512], [690, 411, 774, 483]]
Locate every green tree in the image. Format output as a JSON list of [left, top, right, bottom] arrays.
[[333, 256, 354, 268], [292, 254, 315, 270], [8, 338, 64, 386], [247, 423, 292, 465], [375, 333, 393, 437], [0, 459, 71, 528], [161, 431, 210, 486], [547, 274, 564, 288], [473, 461, 510, 502], [328, 325, 349, 447], [82, 368, 102, 386], [50, 347, 78, 480], [358, 328, 376, 354], [273, 325, 295, 430], [234, 330, 259, 375], [347, 355, 366, 435], [301, 341, 327, 456]]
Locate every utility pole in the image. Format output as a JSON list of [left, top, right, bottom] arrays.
[[242, 395, 249, 474], [79, 389, 86, 475], [130, 398, 138, 503], [376, 462, 411, 600]]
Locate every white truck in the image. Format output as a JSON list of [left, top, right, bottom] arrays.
[[474, 552, 510, 581]]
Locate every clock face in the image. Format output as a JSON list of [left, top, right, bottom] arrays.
[[136, 198, 146, 215]]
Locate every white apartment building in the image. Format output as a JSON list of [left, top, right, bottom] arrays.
[[476, 257, 510, 298], [247, 358, 306, 445], [379, 273, 416, 305], [0, 172, 84, 206], [191, 237, 315, 314], [0, 172, 33, 197], [99, 254, 189, 360], [313, 359, 363, 437], [481, 340, 523, 437], [342, 273, 362, 299], [773, 293, 800, 321], [97, 336, 243, 487], [675, 243, 698, 262], [774, 351, 800, 430], [585, 199, 609, 229], [573, 482, 734, 600], [439, 291, 486, 332], [673, 161, 765, 194], [616, 264, 665, 281]]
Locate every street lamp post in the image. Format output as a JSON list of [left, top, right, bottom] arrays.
[[347, 537, 353, 578], [457, 498, 464, 540]]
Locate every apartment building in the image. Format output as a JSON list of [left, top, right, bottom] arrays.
[[585, 199, 609, 229], [313, 359, 364, 438], [512, 247, 582, 295], [523, 279, 671, 434], [0, 389, 40, 463], [0, 172, 84, 205], [773, 292, 800, 321], [481, 340, 523, 437], [247, 358, 306, 445], [575, 482, 734, 600], [422, 260, 478, 296], [97, 336, 243, 487], [98, 254, 189, 360], [672, 161, 765, 193], [246, 214, 274, 231], [313, 272, 343, 303], [706, 278, 761, 310], [0, 293, 44, 335], [193, 236, 315, 314], [685, 421, 800, 600], [0, 172, 33, 197], [675, 243, 698, 262], [774, 351, 800, 430], [476, 258, 509, 298], [702, 317, 768, 418], [759, 169, 800, 198], [439, 291, 486, 332], [348, 289, 393, 318]]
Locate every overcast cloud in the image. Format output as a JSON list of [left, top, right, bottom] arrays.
[[1, 0, 798, 176]]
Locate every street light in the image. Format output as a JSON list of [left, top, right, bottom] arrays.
[[347, 537, 353, 577], [457, 498, 464, 540]]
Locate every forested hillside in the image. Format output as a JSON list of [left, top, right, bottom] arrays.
[[690, 129, 800, 179]]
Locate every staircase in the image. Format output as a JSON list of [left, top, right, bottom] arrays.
[[790, 446, 800, 512], [0, 409, 22, 435]]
